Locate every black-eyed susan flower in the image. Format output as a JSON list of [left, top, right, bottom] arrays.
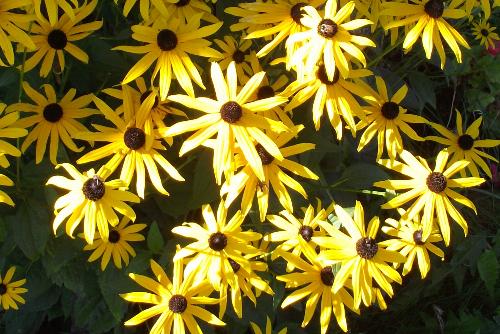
[[33, 0, 77, 26], [0, 0, 35, 66], [380, 209, 444, 278], [0, 103, 28, 168], [114, 0, 169, 20], [373, 149, 485, 245], [250, 316, 287, 334], [276, 241, 358, 333], [286, 0, 375, 80], [46, 163, 140, 244], [122, 258, 225, 333], [24, 0, 102, 77], [313, 201, 405, 308], [426, 111, 500, 178], [471, 20, 500, 49], [75, 93, 184, 199], [0, 266, 27, 311], [0, 174, 14, 206], [162, 61, 288, 184], [114, 15, 222, 99], [8, 82, 94, 165], [382, 0, 469, 68], [356, 76, 428, 160], [211, 35, 253, 84], [221, 125, 318, 222], [82, 217, 147, 271]]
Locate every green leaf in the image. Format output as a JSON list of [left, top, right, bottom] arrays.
[[189, 151, 219, 209], [408, 71, 436, 110], [147, 221, 164, 253], [477, 250, 498, 297]]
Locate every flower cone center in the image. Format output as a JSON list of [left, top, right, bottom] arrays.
[[257, 85, 275, 99], [108, 230, 120, 243], [356, 237, 378, 259], [209, 232, 228, 251], [43, 103, 63, 123], [381, 102, 400, 120], [457, 134, 474, 150], [0, 283, 7, 295], [317, 65, 340, 85], [320, 266, 334, 286], [424, 0, 444, 18], [299, 225, 313, 242], [255, 144, 274, 165], [232, 49, 246, 63], [82, 176, 105, 201], [220, 101, 242, 123], [318, 19, 338, 38], [48, 29, 68, 49], [175, 0, 190, 7], [290, 3, 307, 24], [426, 172, 447, 193], [157, 29, 178, 51], [228, 258, 241, 273], [169, 294, 188, 313], [413, 229, 425, 245], [124, 127, 146, 150]]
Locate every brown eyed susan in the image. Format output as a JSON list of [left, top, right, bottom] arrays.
[[471, 20, 500, 50], [162, 61, 289, 185], [114, 14, 222, 99], [426, 111, 500, 178], [211, 35, 253, 84], [0, 266, 28, 311], [82, 217, 147, 271], [0, 103, 28, 168], [313, 201, 406, 309], [8, 82, 95, 165], [122, 258, 225, 333], [46, 163, 140, 244], [24, 0, 102, 77], [373, 149, 485, 246]]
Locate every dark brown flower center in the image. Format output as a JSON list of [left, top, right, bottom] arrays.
[[175, 0, 190, 7], [299, 225, 313, 242], [157, 29, 178, 51], [255, 143, 274, 165], [481, 29, 489, 37], [426, 172, 447, 193], [140, 91, 159, 109], [290, 2, 307, 24], [424, 0, 444, 18], [356, 237, 378, 259], [318, 19, 338, 38], [43, 103, 63, 122], [413, 229, 425, 245], [457, 134, 474, 150], [257, 85, 275, 99], [0, 283, 7, 295], [220, 101, 242, 123], [169, 294, 188, 313], [232, 50, 246, 63], [108, 230, 120, 243], [48, 29, 67, 49], [381, 102, 400, 120], [228, 258, 241, 273], [124, 127, 146, 150], [82, 176, 105, 201], [208, 232, 227, 251], [320, 266, 334, 286], [317, 64, 340, 85]]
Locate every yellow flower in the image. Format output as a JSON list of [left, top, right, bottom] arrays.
[[0, 103, 28, 168], [211, 35, 253, 84], [221, 125, 318, 222], [0, 266, 28, 311], [382, 0, 469, 68], [471, 20, 500, 49], [380, 209, 444, 278], [163, 61, 288, 184], [0, 174, 14, 206], [82, 217, 147, 271], [356, 76, 428, 160], [8, 82, 94, 165], [33, 0, 78, 26], [122, 258, 225, 333], [426, 111, 500, 178], [250, 317, 287, 334], [24, 0, 102, 77], [75, 93, 185, 198], [313, 201, 406, 308], [114, 15, 222, 99], [373, 149, 485, 245], [0, 0, 35, 66], [46, 163, 140, 244], [276, 241, 358, 333], [286, 0, 375, 80]]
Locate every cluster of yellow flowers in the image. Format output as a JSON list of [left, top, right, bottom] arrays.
[[0, 0, 499, 333]]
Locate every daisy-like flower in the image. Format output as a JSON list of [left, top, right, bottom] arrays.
[[356, 76, 428, 160], [0, 174, 14, 206], [172, 201, 263, 317], [285, 65, 371, 138], [313, 201, 406, 308], [24, 0, 102, 77], [382, 0, 470, 68], [113, 0, 169, 20], [0, 266, 27, 311], [426, 111, 500, 178], [7, 82, 94, 165], [33, 0, 78, 26], [162, 61, 288, 184], [46, 163, 140, 244], [276, 241, 358, 333], [82, 217, 147, 271], [380, 209, 444, 278], [250, 317, 287, 334], [75, 93, 185, 198], [114, 14, 222, 99], [286, 0, 375, 80], [0, 103, 28, 168], [221, 125, 318, 222], [471, 20, 500, 49], [0, 0, 35, 66], [373, 149, 485, 245], [122, 258, 225, 333], [211, 35, 253, 84]]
